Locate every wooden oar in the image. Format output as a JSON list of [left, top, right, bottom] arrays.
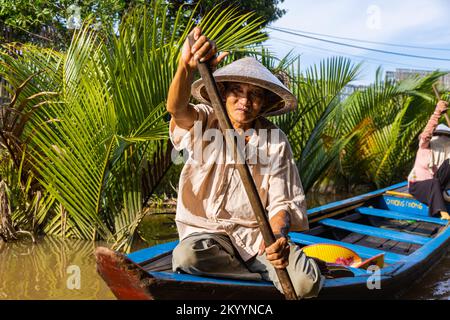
[[432, 84, 450, 127], [188, 36, 298, 300]]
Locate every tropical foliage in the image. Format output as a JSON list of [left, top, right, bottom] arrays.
[[0, 2, 266, 251], [0, 0, 132, 47], [167, 0, 286, 27], [268, 54, 448, 192], [1, 1, 449, 251], [0, 0, 285, 48]]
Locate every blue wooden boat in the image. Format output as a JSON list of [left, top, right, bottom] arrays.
[[95, 182, 450, 299]]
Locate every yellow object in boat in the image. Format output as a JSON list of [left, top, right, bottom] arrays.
[[302, 243, 385, 269], [302, 243, 362, 266]]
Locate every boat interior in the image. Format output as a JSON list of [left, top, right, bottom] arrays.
[[138, 183, 448, 276]]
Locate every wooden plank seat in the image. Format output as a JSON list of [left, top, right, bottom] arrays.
[[318, 219, 430, 245], [356, 207, 448, 226]]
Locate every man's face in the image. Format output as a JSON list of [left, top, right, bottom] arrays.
[[223, 82, 265, 127]]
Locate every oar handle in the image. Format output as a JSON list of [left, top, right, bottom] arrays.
[[187, 35, 298, 300], [432, 84, 450, 127]]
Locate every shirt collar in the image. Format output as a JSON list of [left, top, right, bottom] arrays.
[[245, 118, 270, 165]]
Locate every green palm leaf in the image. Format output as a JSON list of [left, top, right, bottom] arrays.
[[1, 2, 269, 250]]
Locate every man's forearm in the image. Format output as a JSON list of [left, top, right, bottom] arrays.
[[420, 100, 449, 148], [269, 210, 291, 237], [167, 63, 197, 129]]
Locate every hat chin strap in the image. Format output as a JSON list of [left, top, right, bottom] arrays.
[[258, 101, 284, 117], [433, 131, 450, 136]]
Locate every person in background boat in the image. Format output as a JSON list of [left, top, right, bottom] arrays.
[[408, 100, 450, 220], [166, 27, 324, 299]]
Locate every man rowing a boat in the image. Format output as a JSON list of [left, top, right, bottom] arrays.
[[166, 27, 324, 299]]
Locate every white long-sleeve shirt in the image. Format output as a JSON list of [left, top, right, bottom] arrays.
[[169, 104, 308, 261]]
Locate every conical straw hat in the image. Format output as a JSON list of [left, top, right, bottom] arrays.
[[434, 124, 450, 136], [191, 57, 297, 116]]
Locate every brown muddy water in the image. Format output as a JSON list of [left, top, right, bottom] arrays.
[[0, 194, 448, 300]]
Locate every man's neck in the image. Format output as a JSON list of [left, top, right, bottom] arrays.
[[231, 119, 257, 144], [231, 120, 255, 132]]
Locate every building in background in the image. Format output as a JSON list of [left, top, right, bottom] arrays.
[[340, 84, 368, 100], [386, 68, 450, 89]]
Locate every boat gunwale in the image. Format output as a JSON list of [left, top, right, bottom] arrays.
[[307, 181, 407, 217]]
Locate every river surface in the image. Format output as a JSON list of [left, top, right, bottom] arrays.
[[0, 193, 448, 300]]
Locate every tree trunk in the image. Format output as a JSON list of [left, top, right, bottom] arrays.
[[0, 180, 17, 241]]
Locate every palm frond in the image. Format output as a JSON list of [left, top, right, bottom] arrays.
[[0, 2, 269, 250]]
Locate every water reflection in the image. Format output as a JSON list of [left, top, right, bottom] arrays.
[[0, 236, 115, 299], [307, 189, 371, 208], [137, 213, 178, 244], [0, 213, 177, 300], [401, 254, 450, 300]]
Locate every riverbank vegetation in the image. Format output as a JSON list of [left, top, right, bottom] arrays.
[[1, 1, 448, 251]]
